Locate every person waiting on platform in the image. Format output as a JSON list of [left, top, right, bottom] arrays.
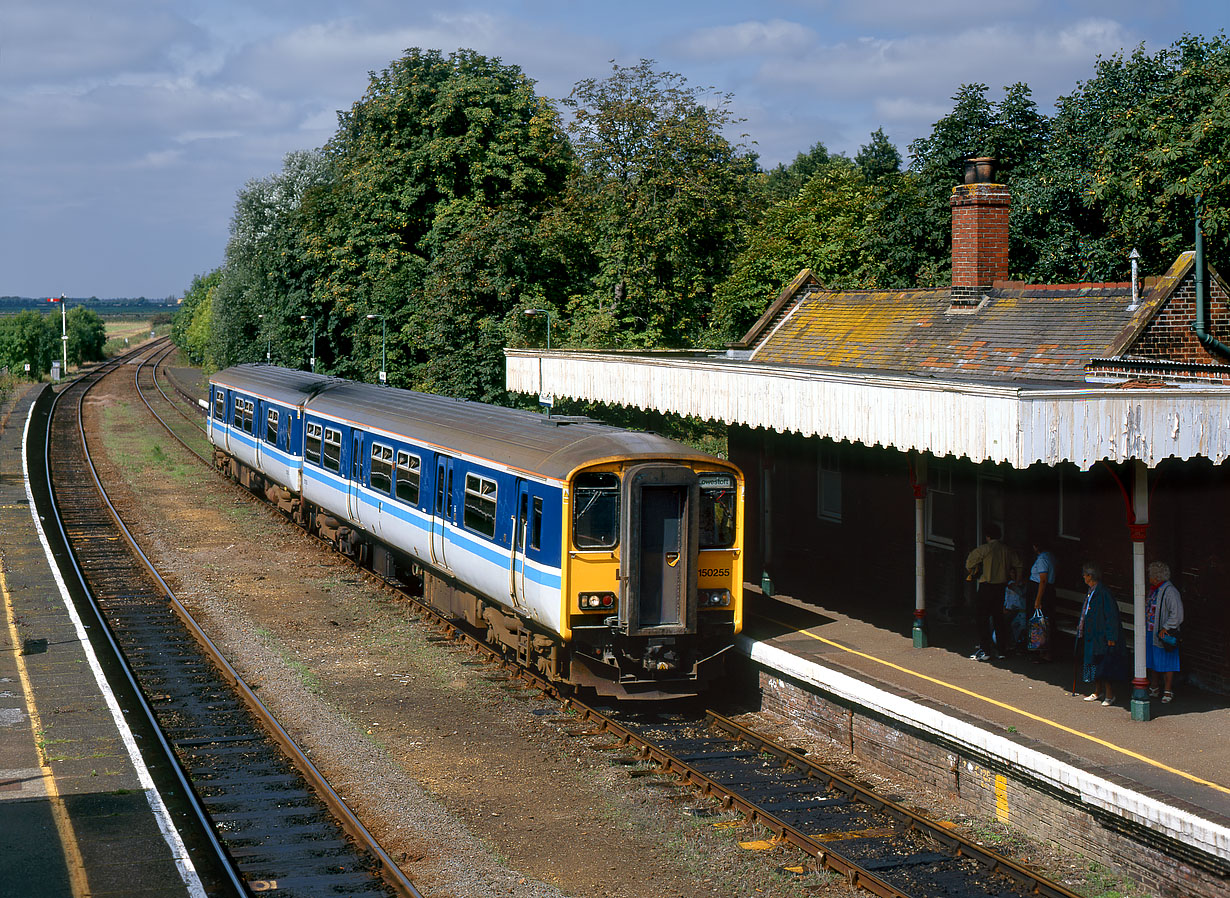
[[1077, 562, 1123, 706], [1028, 540, 1056, 662], [965, 525, 1020, 661], [1146, 561, 1184, 704]]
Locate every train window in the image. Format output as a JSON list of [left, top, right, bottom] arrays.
[[463, 473, 497, 538], [573, 472, 619, 549], [305, 423, 322, 465], [265, 409, 279, 444], [370, 443, 393, 494], [530, 497, 543, 551], [698, 473, 736, 549], [232, 399, 243, 429], [322, 427, 342, 473], [213, 391, 225, 420], [395, 451, 421, 505]]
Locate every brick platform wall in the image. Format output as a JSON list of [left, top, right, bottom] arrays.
[[759, 669, 1229, 898]]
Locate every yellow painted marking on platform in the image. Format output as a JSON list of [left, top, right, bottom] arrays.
[[1, 558, 91, 898], [995, 773, 1009, 823], [763, 614, 1230, 797]]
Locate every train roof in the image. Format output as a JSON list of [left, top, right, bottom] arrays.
[[210, 364, 346, 406], [212, 365, 727, 480]]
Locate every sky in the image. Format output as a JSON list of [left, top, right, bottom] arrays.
[[1, 2, 1224, 299]]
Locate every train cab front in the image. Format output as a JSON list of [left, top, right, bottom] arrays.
[[565, 462, 742, 700]]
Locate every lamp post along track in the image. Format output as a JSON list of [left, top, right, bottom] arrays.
[[137, 344, 1085, 898], [47, 341, 422, 898]]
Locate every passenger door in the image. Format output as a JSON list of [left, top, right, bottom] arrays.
[[620, 465, 699, 637], [348, 431, 363, 526], [509, 481, 530, 609], [430, 456, 452, 571]]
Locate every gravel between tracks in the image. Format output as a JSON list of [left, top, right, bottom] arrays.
[[83, 365, 853, 898]]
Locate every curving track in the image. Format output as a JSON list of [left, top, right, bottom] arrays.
[[43, 340, 421, 898]]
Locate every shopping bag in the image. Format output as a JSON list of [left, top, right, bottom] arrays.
[[1028, 609, 1049, 652], [1003, 582, 1026, 611]]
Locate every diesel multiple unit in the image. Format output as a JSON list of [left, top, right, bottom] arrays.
[[207, 365, 743, 698]]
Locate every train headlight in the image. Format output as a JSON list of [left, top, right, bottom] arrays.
[[579, 592, 616, 610], [700, 589, 731, 607]]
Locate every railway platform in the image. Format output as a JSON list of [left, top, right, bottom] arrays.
[[741, 587, 1230, 896], [0, 383, 203, 897]]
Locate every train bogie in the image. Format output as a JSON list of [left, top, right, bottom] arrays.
[[208, 365, 743, 698]]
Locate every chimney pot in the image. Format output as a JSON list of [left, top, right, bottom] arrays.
[[964, 156, 996, 184]]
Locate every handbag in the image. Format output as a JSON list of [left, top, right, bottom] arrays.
[[1028, 609, 1049, 652], [1160, 628, 1180, 649]]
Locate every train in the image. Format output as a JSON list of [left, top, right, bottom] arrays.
[[207, 365, 743, 699]]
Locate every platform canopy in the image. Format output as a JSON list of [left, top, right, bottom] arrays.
[[505, 349, 1230, 471]]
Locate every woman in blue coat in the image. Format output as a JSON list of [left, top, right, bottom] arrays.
[[1077, 562, 1122, 706]]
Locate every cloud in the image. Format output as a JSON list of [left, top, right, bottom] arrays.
[[675, 19, 819, 59]]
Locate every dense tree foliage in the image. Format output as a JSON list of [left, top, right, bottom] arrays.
[[0, 310, 58, 378], [65, 306, 107, 365], [176, 34, 1230, 401], [550, 60, 758, 348]]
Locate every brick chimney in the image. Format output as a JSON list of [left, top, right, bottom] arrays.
[[949, 157, 1009, 307]]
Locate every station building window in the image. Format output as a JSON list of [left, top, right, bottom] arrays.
[[816, 444, 842, 523], [926, 462, 955, 548]]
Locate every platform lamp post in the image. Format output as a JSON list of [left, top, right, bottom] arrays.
[[257, 314, 271, 362], [300, 315, 315, 372], [523, 308, 553, 415], [366, 314, 386, 384]]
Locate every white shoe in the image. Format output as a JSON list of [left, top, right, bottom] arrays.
[[1083, 693, 1100, 702]]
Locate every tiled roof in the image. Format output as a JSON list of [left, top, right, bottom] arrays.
[[745, 261, 1181, 384]]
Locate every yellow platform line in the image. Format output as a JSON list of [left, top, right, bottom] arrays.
[[762, 614, 1230, 797], [1, 557, 92, 897]]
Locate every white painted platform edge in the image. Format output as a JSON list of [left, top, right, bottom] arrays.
[[740, 635, 1230, 861], [22, 397, 208, 897]]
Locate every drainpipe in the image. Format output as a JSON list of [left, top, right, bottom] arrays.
[[1192, 195, 1230, 358]]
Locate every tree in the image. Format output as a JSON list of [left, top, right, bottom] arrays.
[[708, 158, 874, 342], [856, 128, 902, 180], [552, 59, 758, 348], [65, 306, 106, 365], [208, 150, 332, 370], [0, 310, 57, 378], [302, 48, 572, 397], [173, 270, 222, 368], [1085, 35, 1230, 275], [764, 141, 832, 202], [906, 82, 1050, 282]]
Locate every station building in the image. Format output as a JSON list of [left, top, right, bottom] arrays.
[[507, 164, 1230, 715]]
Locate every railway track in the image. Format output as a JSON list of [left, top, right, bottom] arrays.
[[131, 345, 1087, 898], [43, 341, 421, 897]]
